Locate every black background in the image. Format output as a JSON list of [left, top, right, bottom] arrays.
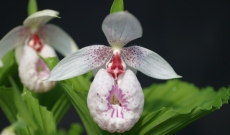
[[0, 0, 230, 135]]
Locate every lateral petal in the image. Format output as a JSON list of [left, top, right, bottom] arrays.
[[0, 26, 29, 67], [102, 11, 142, 47], [38, 24, 78, 56], [46, 45, 113, 81], [23, 9, 59, 27], [122, 46, 182, 79]]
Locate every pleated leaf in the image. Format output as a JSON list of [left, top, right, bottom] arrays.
[[117, 80, 230, 135], [0, 87, 18, 123], [18, 87, 57, 135], [61, 83, 109, 135]]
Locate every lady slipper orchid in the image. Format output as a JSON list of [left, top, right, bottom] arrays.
[[0, 9, 78, 92], [46, 11, 181, 132]]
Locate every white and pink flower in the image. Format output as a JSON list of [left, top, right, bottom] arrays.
[[0, 9, 78, 92], [46, 11, 181, 132]]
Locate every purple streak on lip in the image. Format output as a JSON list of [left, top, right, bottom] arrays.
[[106, 85, 129, 118]]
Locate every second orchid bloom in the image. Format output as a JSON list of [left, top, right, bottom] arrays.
[[0, 9, 78, 92], [47, 11, 181, 132]]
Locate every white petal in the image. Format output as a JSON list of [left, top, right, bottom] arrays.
[[0, 26, 29, 66], [15, 45, 24, 64], [126, 64, 137, 74], [102, 11, 142, 47], [46, 45, 112, 81], [87, 69, 144, 133], [23, 9, 59, 27], [122, 46, 182, 79], [39, 43, 57, 58], [19, 45, 56, 92], [38, 24, 78, 56]]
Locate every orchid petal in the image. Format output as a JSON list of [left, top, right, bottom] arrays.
[[126, 64, 137, 74], [38, 24, 78, 56], [102, 11, 142, 47], [19, 45, 56, 92], [87, 69, 144, 133], [23, 9, 59, 27], [15, 45, 24, 64], [46, 45, 113, 81], [0, 26, 29, 67], [122, 46, 181, 79]]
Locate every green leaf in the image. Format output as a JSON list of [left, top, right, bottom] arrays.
[[28, 0, 38, 16], [43, 57, 95, 134], [120, 80, 230, 135], [57, 129, 67, 135], [42, 57, 59, 70], [20, 87, 57, 135], [67, 123, 83, 135], [0, 87, 18, 123], [61, 83, 108, 135], [37, 57, 71, 124], [0, 85, 37, 130], [110, 0, 124, 13], [0, 50, 17, 86], [32, 83, 71, 125]]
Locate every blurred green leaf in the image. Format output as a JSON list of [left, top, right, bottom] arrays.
[[0, 81, 37, 130], [42, 57, 59, 70], [67, 123, 83, 135], [0, 50, 18, 86], [19, 87, 57, 135], [0, 87, 18, 123], [32, 83, 70, 125], [118, 80, 230, 135], [38, 57, 71, 124], [110, 0, 124, 13], [50, 86, 70, 125], [28, 0, 37, 16], [57, 129, 67, 135]]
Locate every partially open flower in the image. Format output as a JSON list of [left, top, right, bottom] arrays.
[[46, 11, 181, 132], [0, 9, 78, 92]]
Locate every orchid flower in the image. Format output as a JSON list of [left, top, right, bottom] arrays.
[[0, 9, 78, 92], [46, 11, 181, 132]]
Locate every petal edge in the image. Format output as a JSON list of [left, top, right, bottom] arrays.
[[46, 45, 112, 81], [122, 46, 181, 79], [23, 9, 59, 27], [38, 24, 78, 56], [102, 11, 142, 47]]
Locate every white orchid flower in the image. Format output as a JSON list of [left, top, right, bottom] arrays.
[[46, 11, 181, 132], [0, 9, 78, 92]]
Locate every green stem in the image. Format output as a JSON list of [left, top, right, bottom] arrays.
[[28, 0, 38, 16]]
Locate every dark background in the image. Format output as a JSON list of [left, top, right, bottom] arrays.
[[0, 0, 230, 134]]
